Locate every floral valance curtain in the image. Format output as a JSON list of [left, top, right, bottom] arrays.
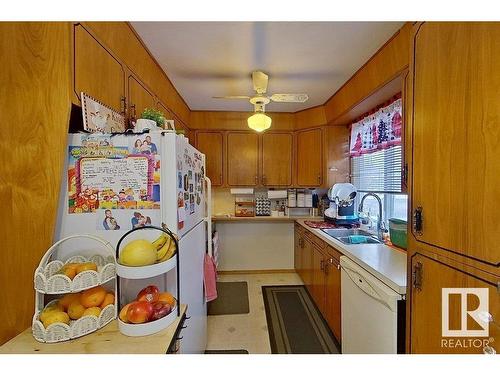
[[349, 97, 402, 156]]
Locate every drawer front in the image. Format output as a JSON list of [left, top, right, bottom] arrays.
[[305, 230, 326, 249], [326, 245, 342, 261]]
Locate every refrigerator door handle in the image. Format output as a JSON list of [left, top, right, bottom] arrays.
[[204, 176, 212, 257]]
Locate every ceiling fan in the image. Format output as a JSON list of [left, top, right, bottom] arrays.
[[213, 70, 309, 111], [212, 71, 309, 132]]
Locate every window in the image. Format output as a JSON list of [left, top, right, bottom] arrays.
[[349, 96, 408, 229]]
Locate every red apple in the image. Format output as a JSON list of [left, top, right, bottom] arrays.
[[137, 285, 160, 303], [126, 301, 154, 323], [150, 301, 172, 321]]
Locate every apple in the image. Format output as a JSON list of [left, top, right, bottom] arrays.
[[137, 285, 159, 303], [150, 301, 172, 321], [126, 301, 154, 324]]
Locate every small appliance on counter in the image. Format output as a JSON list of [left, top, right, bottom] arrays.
[[235, 196, 255, 217], [324, 183, 359, 225]]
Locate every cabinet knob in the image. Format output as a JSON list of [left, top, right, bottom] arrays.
[[255, 175, 259, 184], [317, 174, 321, 184]]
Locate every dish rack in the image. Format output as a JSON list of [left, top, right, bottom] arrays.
[[116, 225, 180, 337], [32, 234, 117, 343]]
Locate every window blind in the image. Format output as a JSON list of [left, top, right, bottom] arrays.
[[351, 145, 402, 193]]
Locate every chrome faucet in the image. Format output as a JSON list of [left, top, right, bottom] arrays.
[[358, 193, 386, 241]]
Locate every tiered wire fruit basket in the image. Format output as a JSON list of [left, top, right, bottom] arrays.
[[32, 234, 117, 343], [116, 224, 180, 337]]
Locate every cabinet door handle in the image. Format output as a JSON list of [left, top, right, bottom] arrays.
[[120, 96, 127, 115], [255, 175, 259, 184], [219, 174, 223, 184], [320, 259, 324, 271], [262, 175, 266, 185], [130, 103, 137, 119], [413, 206, 423, 235], [317, 174, 321, 184]]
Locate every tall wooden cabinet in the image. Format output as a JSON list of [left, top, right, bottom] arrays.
[[74, 24, 125, 112], [296, 128, 323, 186], [407, 22, 499, 354], [411, 22, 500, 265], [195, 132, 224, 186]]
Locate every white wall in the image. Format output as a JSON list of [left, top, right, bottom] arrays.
[[215, 222, 294, 271]]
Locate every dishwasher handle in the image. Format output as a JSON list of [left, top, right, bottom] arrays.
[[342, 265, 396, 312]]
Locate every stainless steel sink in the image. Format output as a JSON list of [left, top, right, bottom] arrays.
[[321, 228, 382, 245]]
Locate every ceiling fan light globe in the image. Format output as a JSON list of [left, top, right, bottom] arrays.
[[247, 113, 272, 132]]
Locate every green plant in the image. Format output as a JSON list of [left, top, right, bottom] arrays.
[[140, 108, 166, 127]]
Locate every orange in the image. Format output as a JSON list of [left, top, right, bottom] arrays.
[[67, 301, 86, 320], [119, 303, 133, 323], [76, 262, 98, 274], [100, 293, 114, 309], [80, 286, 106, 308], [58, 293, 81, 311], [82, 306, 101, 317], [158, 292, 175, 305]]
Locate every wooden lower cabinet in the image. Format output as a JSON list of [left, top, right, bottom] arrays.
[[301, 237, 314, 290], [295, 225, 342, 343], [409, 253, 499, 354], [324, 246, 342, 342], [311, 244, 326, 313]]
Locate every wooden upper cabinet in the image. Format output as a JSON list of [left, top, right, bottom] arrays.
[[324, 126, 350, 187], [196, 132, 224, 186], [74, 24, 125, 112], [296, 128, 323, 186], [261, 133, 293, 186], [227, 132, 259, 186], [411, 23, 500, 266], [128, 75, 155, 119], [155, 101, 173, 122], [410, 254, 499, 354]]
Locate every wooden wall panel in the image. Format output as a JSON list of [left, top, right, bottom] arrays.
[[83, 22, 190, 125], [294, 106, 327, 130], [0, 22, 72, 345], [190, 111, 295, 131], [324, 23, 412, 124]]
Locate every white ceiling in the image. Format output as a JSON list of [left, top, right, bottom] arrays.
[[131, 22, 404, 112]]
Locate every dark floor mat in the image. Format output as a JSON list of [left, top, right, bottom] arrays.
[[205, 349, 249, 354], [262, 285, 340, 354], [208, 281, 249, 315]]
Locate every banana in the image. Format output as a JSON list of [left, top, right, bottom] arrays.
[[152, 233, 169, 251], [156, 236, 172, 260], [158, 241, 177, 262]]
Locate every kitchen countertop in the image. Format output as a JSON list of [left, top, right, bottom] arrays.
[[296, 219, 407, 294], [0, 304, 187, 354], [212, 215, 323, 223]]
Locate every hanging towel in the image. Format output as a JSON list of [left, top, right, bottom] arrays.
[[204, 253, 218, 302]]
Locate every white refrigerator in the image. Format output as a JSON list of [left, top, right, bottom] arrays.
[[54, 131, 210, 353]]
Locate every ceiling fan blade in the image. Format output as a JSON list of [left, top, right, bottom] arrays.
[[212, 96, 251, 100], [269, 93, 309, 103], [252, 71, 268, 94]]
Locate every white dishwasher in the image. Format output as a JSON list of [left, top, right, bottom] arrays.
[[340, 256, 405, 354]]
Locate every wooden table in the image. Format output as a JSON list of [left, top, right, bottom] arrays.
[[0, 305, 187, 354]]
